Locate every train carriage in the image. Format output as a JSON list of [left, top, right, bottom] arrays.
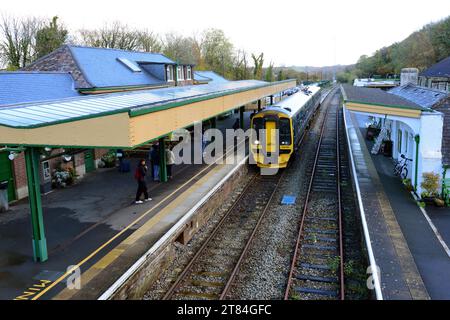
[[250, 85, 322, 169]]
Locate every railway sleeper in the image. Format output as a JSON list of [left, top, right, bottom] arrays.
[[293, 287, 339, 298], [295, 274, 339, 284]]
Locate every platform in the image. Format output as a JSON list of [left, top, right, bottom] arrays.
[[344, 108, 430, 300], [0, 113, 249, 300]]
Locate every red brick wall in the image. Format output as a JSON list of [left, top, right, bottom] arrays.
[[12, 153, 27, 190], [94, 148, 110, 160]]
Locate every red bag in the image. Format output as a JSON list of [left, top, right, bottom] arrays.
[[134, 167, 142, 180]]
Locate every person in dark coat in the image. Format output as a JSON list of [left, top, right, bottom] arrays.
[[135, 159, 152, 204], [150, 144, 160, 181]]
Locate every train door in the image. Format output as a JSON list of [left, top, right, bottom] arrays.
[[265, 120, 277, 153]]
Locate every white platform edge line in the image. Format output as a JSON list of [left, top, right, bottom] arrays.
[[410, 192, 450, 258], [98, 156, 249, 300], [343, 105, 384, 300]]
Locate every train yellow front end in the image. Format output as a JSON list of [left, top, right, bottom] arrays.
[[250, 111, 293, 169]]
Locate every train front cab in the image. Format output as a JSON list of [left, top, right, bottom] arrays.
[[250, 111, 293, 168]]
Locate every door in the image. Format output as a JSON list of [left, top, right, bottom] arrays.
[[265, 121, 277, 153], [84, 150, 95, 173], [0, 152, 16, 201]]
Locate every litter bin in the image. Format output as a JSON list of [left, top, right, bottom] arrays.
[[0, 180, 9, 212], [119, 159, 131, 173]]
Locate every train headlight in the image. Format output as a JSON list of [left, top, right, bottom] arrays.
[[254, 140, 260, 145]]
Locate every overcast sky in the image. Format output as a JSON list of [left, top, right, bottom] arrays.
[[1, 0, 449, 67]]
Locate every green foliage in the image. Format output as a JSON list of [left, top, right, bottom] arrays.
[[252, 52, 264, 80], [264, 62, 274, 82], [420, 172, 440, 197], [101, 151, 117, 168], [350, 16, 450, 77], [35, 16, 67, 59]]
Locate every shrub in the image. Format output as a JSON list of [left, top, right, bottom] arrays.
[[101, 151, 117, 168], [420, 172, 440, 197]]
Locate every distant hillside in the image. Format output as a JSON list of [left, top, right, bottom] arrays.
[[337, 15, 450, 82], [272, 64, 351, 82]]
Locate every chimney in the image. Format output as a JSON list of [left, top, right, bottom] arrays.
[[400, 68, 419, 86]]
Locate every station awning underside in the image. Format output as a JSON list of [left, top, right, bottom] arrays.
[[341, 84, 431, 119], [0, 79, 295, 149]]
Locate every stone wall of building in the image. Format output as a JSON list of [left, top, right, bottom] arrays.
[[22, 46, 90, 88]]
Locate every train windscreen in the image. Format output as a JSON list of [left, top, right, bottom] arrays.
[[279, 118, 291, 145]]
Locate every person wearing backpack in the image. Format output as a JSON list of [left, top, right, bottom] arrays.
[[134, 159, 152, 204]]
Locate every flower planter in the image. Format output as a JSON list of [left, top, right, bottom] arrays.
[[421, 196, 436, 206]]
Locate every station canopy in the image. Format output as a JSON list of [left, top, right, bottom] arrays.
[[0, 79, 295, 149]]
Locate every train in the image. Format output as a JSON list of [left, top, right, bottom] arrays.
[[250, 85, 322, 169]]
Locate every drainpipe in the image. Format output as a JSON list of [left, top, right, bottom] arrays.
[[174, 64, 178, 87], [414, 135, 420, 192]]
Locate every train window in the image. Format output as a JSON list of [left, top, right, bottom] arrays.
[[253, 118, 264, 140], [279, 118, 291, 145]]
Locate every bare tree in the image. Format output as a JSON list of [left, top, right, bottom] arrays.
[[252, 52, 264, 80], [78, 21, 139, 50], [163, 32, 197, 64], [0, 15, 42, 69], [136, 29, 162, 53]]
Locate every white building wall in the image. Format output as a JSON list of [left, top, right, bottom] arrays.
[[416, 112, 444, 195]]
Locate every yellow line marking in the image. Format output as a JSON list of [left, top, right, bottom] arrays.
[[30, 139, 245, 300], [14, 280, 52, 300]]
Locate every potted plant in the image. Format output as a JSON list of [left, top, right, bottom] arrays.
[[420, 172, 440, 205], [101, 151, 117, 168]]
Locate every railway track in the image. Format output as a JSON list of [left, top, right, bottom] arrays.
[[163, 172, 283, 300], [284, 93, 346, 300]]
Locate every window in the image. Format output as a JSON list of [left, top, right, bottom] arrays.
[[166, 65, 174, 81], [177, 66, 184, 80], [404, 131, 408, 153], [117, 57, 142, 72], [186, 66, 192, 80], [397, 129, 402, 154], [279, 118, 292, 146]]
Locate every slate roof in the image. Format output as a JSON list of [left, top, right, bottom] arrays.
[[341, 84, 427, 110], [421, 56, 450, 78], [67, 46, 174, 88], [0, 72, 80, 106], [194, 71, 229, 83], [389, 83, 449, 109]]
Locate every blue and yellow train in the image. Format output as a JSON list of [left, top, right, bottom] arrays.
[[250, 86, 322, 168]]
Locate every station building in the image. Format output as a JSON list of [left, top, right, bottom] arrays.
[[343, 59, 450, 195], [0, 46, 196, 203], [418, 56, 450, 92]]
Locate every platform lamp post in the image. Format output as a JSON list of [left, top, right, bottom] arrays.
[[159, 137, 168, 183]]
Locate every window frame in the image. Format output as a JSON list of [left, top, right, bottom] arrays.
[[166, 65, 174, 82], [397, 129, 402, 154], [186, 66, 192, 80], [177, 65, 185, 80]]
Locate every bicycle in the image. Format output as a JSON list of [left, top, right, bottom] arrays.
[[393, 154, 412, 179]]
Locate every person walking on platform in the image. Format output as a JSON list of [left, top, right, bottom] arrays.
[[166, 145, 175, 179], [150, 144, 160, 181], [134, 159, 152, 204]]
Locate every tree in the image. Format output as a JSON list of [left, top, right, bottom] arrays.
[[136, 30, 162, 53], [162, 32, 197, 64], [79, 21, 138, 50], [0, 15, 42, 69], [231, 49, 250, 80], [252, 52, 264, 79], [35, 16, 67, 59], [200, 28, 234, 77], [277, 69, 284, 81], [265, 62, 274, 82]]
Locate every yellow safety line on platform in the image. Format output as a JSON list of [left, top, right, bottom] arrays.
[[30, 139, 245, 300]]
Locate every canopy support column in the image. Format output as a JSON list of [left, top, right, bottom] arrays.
[[239, 106, 245, 129], [257, 99, 261, 111], [159, 137, 168, 182], [25, 147, 48, 262], [270, 95, 274, 105]]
